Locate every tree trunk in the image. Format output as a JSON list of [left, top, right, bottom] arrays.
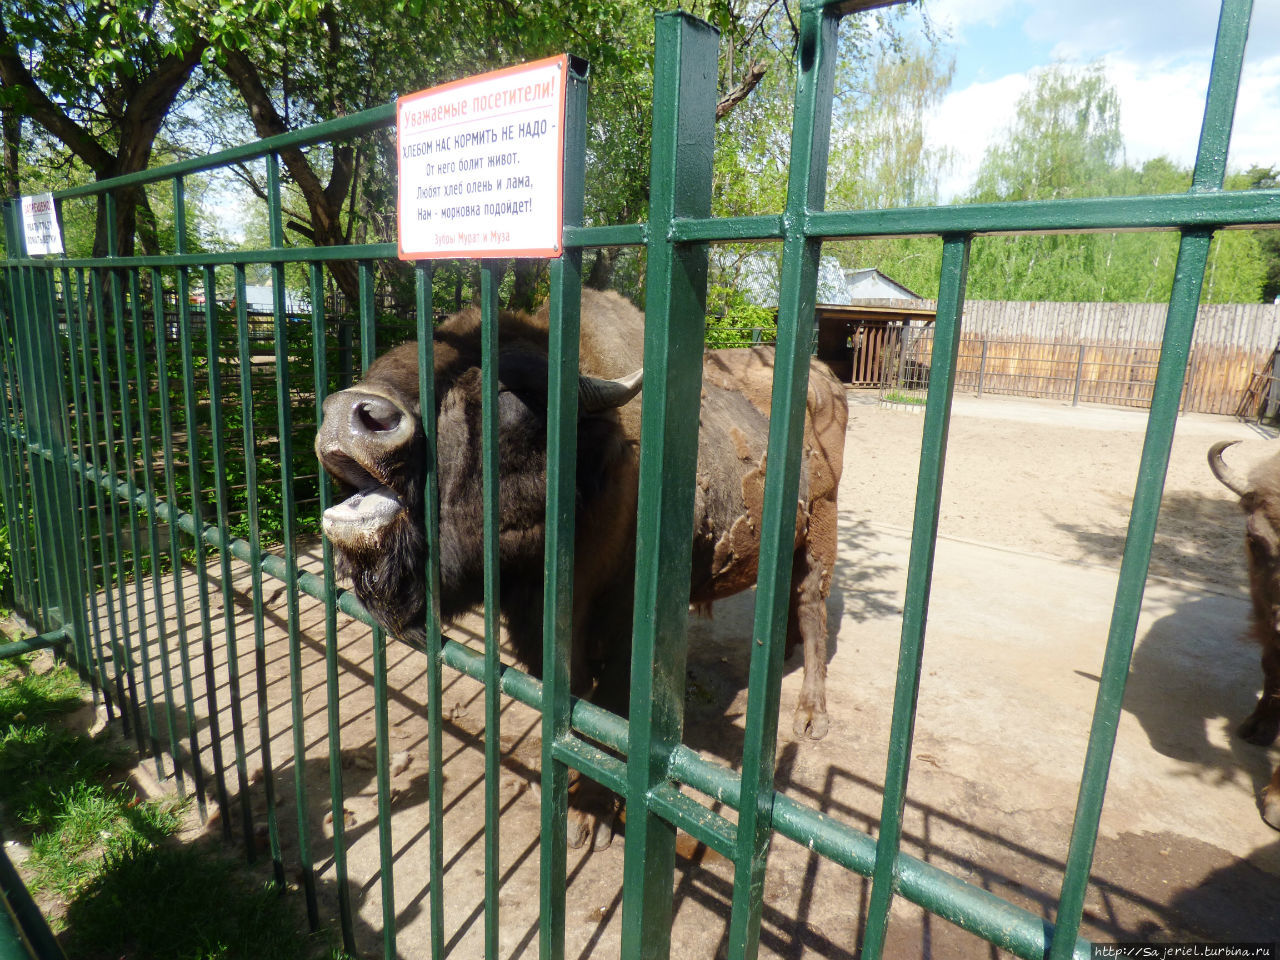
[[1, 108, 18, 198]]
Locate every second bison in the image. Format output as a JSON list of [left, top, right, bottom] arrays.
[[1208, 439, 1280, 828]]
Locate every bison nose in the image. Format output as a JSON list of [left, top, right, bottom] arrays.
[[354, 396, 402, 435]]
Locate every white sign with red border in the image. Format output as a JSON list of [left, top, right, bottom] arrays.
[[20, 193, 63, 256], [397, 55, 567, 260]]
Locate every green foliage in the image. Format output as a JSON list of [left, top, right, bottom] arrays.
[[705, 284, 776, 348], [64, 840, 342, 960], [0, 653, 340, 959]]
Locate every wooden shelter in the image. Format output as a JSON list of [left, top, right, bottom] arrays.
[[814, 302, 938, 385]]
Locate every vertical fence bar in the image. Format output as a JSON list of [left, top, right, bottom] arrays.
[[311, 261, 355, 947], [33, 262, 92, 689], [728, 4, 838, 957], [165, 177, 209, 816], [539, 54, 589, 960], [976, 339, 987, 397], [63, 268, 107, 707], [1048, 1, 1252, 954], [266, 152, 320, 928], [6, 213, 58, 633], [85, 268, 132, 734], [414, 261, 446, 959], [235, 264, 284, 881], [93, 202, 147, 750], [116, 268, 164, 776], [620, 13, 718, 960], [50, 266, 97, 687], [478, 261, 502, 960], [862, 233, 971, 960], [0, 242, 36, 622], [356, 257, 396, 960], [140, 269, 185, 782], [202, 263, 256, 851], [176, 239, 232, 836]]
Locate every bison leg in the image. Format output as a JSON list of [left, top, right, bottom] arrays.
[[1239, 644, 1280, 746], [1262, 763, 1280, 831], [788, 547, 830, 740]]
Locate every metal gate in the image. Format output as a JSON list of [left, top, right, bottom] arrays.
[[1, 1, 1277, 958]]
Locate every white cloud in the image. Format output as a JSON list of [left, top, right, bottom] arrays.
[[925, 73, 1030, 202], [925, 48, 1278, 202], [922, 0, 1021, 40]]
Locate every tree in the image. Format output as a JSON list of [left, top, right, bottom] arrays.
[[1246, 165, 1280, 302], [970, 61, 1121, 204], [959, 64, 1266, 304], [0, 0, 211, 255]]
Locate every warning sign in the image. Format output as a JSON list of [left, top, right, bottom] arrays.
[[397, 55, 568, 260], [20, 193, 63, 256]]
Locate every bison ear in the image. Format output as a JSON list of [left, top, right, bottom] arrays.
[[1247, 511, 1279, 562]]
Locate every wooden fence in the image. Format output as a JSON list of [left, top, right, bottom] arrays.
[[880, 300, 1280, 417]]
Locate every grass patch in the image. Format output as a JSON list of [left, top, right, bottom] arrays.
[[882, 390, 927, 406], [0, 652, 349, 960]]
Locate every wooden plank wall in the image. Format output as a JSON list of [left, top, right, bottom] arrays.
[[883, 300, 1280, 416]]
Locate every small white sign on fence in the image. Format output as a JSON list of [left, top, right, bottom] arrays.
[[396, 55, 568, 261], [20, 193, 63, 256]]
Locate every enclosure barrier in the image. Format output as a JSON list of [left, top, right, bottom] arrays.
[[0, 0, 1277, 958]]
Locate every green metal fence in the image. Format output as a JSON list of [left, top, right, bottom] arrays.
[[1, 0, 1277, 957]]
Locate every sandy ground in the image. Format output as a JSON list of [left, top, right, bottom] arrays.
[[32, 390, 1280, 957]]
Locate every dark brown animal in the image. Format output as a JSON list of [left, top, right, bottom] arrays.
[[1208, 439, 1280, 828], [315, 289, 848, 843]]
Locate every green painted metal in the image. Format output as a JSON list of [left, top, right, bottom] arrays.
[[621, 13, 717, 960], [728, 5, 838, 957], [269, 148, 321, 930], [202, 262, 256, 844], [860, 233, 971, 959], [479, 262, 502, 960], [0, 629, 67, 660], [0, 2, 1274, 958], [539, 55, 589, 960], [1048, 4, 1254, 955], [313, 262, 356, 948], [358, 259, 396, 960], [163, 177, 208, 812], [235, 263, 284, 879], [0, 842, 64, 960], [415, 261, 447, 960]]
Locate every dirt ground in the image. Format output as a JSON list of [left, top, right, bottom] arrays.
[[56, 390, 1280, 956]]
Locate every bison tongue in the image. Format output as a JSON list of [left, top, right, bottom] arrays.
[[323, 485, 403, 536]]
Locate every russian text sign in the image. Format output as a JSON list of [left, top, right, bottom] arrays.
[[20, 193, 63, 256], [397, 55, 568, 260]]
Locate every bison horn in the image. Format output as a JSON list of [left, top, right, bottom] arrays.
[[1208, 440, 1250, 497], [578, 369, 643, 412]]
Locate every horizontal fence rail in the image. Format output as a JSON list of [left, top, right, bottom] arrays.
[[0, 1, 1272, 959]]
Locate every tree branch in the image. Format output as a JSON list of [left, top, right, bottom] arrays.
[[717, 59, 768, 120]]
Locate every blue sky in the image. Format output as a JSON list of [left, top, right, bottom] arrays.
[[898, 0, 1280, 201]]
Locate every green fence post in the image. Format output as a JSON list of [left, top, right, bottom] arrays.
[[414, 261, 445, 960], [862, 233, 971, 959], [1048, 1, 1252, 954], [540, 54, 589, 960], [728, 3, 839, 957], [620, 13, 717, 960]]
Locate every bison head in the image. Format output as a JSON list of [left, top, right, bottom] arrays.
[[314, 314, 642, 648]]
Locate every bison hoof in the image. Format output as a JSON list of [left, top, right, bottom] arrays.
[[1262, 788, 1280, 832], [566, 776, 621, 851], [567, 806, 618, 851], [792, 706, 829, 741], [1237, 711, 1280, 746]]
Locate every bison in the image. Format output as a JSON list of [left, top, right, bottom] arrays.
[[315, 288, 848, 844], [1208, 439, 1280, 828]]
